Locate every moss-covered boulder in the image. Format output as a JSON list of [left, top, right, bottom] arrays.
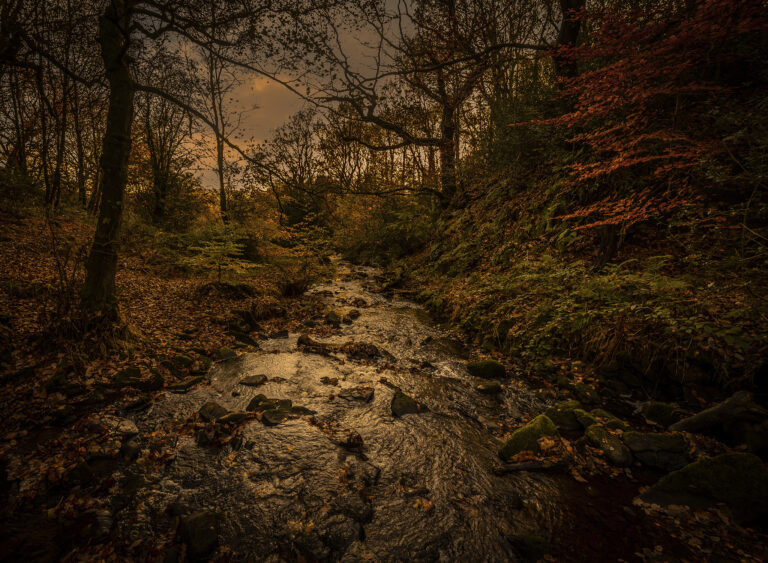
[[640, 453, 768, 523], [573, 382, 600, 405], [391, 390, 429, 417], [475, 379, 502, 395], [544, 400, 583, 431], [467, 359, 506, 380], [574, 409, 599, 429], [113, 366, 142, 388], [623, 432, 689, 471], [217, 347, 236, 360], [499, 415, 559, 461], [590, 408, 629, 431], [585, 426, 632, 467]]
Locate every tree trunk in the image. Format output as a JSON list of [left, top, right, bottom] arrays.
[[554, 0, 586, 80], [73, 85, 87, 207], [51, 77, 69, 207], [80, 0, 134, 321], [439, 104, 458, 204]]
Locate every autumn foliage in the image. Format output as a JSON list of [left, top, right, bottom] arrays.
[[525, 0, 768, 230]]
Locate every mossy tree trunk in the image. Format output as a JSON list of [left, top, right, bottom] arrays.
[[80, 0, 135, 322]]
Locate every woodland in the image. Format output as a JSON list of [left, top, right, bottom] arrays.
[[1, 0, 767, 561]]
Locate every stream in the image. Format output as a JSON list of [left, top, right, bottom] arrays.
[[117, 262, 565, 561]]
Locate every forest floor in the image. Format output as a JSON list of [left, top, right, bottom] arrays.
[[1, 207, 767, 561]]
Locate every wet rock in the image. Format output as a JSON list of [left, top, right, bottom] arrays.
[[640, 453, 768, 523], [325, 309, 343, 326], [261, 408, 292, 426], [218, 411, 248, 425], [290, 405, 316, 415], [120, 438, 141, 461], [623, 432, 689, 471], [544, 399, 583, 431], [246, 394, 292, 412], [391, 390, 429, 417], [466, 359, 506, 380], [168, 375, 206, 392], [641, 401, 685, 427], [475, 379, 502, 395], [239, 374, 267, 387], [270, 329, 289, 339], [590, 408, 629, 431], [670, 391, 768, 435], [499, 414, 559, 460], [340, 341, 381, 359], [101, 415, 139, 437], [345, 309, 361, 321], [178, 511, 219, 561], [333, 428, 364, 450], [171, 355, 194, 370], [585, 426, 632, 467], [339, 386, 375, 402], [321, 376, 339, 386], [298, 334, 333, 355], [198, 401, 229, 422]]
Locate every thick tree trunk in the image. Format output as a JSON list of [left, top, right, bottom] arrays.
[[439, 104, 458, 204], [80, 0, 134, 321], [554, 0, 586, 80]]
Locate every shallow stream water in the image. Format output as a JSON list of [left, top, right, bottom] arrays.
[[118, 263, 564, 561]]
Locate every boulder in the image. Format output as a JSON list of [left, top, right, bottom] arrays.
[[475, 379, 502, 395], [341, 341, 381, 359], [246, 394, 291, 413], [239, 374, 267, 387], [585, 426, 632, 467], [198, 402, 229, 422], [670, 391, 768, 434], [640, 453, 768, 523], [325, 310, 343, 326], [499, 415, 559, 461], [261, 408, 291, 426], [623, 431, 689, 471], [573, 382, 600, 405], [466, 360, 506, 380], [178, 511, 219, 561], [391, 390, 429, 417], [544, 400, 583, 431]]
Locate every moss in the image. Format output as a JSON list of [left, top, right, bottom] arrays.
[[391, 390, 429, 416], [585, 426, 632, 467], [641, 453, 768, 522], [466, 359, 506, 380], [217, 346, 236, 359], [590, 408, 629, 431], [544, 399, 583, 431], [499, 414, 559, 461], [475, 379, 502, 395], [574, 408, 599, 429]]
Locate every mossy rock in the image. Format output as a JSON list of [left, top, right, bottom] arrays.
[[623, 431, 689, 471], [590, 408, 629, 431], [246, 394, 292, 413], [325, 310, 343, 326], [227, 330, 259, 347], [171, 355, 194, 370], [544, 400, 583, 431], [199, 401, 229, 422], [466, 359, 506, 380], [640, 453, 768, 523], [585, 426, 632, 467], [475, 379, 502, 395], [573, 382, 600, 405], [240, 374, 267, 387], [261, 408, 292, 426], [391, 390, 429, 417], [168, 375, 206, 392], [574, 408, 599, 429], [499, 415, 559, 461], [217, 347, 237, 360]]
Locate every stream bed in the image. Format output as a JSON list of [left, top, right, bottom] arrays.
[[117, 263, 564, 561]]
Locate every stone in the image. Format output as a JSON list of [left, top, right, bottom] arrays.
[[171, 355, 194, 370], [466, 360, 506, 380], [641, 401, 685, 427], [623, 431, 689, 471], [590, 408, 629, 431], [573, 382, 600, 405], [113, 366, 142, 388], [218, 412, 248, 425], [102, 416, 139, 437], [239, 374, 267, 387], [325, 310, 343, 326], [585, 426, 632, 467], [217, 347, 236, 360], [168, 375, 206, 392], [544, 400, 583, 431], [178, 511, 219, 561], [246, 394, 291, 413], [261, 408, 291, 426], [341, 341, 381, 359], [339, 386, 375, 402], [227, 330, 259, 347], [198, 401, 229, 422], [391, 390, 429, 417], [670, 391, 768, 434], [346, 309, 361, 320], [499, 415, 559, 461], [574, 408, 599, 429], [475, 379, 502, 395], [640, 453, 768, 523]]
